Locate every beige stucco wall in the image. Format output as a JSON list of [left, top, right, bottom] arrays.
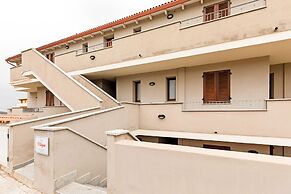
[[136, 99, 291, 138], [184, 57, 269, 109], [117, 57, 269, 110], [8, 107, 100, 169], [285, 63, 291, 98], [49, 0, 291, 73], [107, 139, 291, 194], [34, 129, 107, 194]]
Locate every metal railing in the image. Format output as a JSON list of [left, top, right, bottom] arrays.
[[180, 0, 266, 29], [183, 99, 267, 110], [76, 41, 113, 55]]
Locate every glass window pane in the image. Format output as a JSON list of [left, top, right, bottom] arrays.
[[168, 78, 176, 100]]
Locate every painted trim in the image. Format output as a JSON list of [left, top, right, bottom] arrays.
[[8, 106, 100, 127], [32, 106, 124, 129], [36, 126, 107, 150]]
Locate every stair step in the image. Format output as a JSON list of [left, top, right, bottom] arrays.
[[56, 182, 107, 194]]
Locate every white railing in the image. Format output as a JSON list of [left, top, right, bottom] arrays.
[[76, 41, 113, 55], [180, 0, 266, 29], [183, 99, 267, 110], [204, 8, 230, 22]]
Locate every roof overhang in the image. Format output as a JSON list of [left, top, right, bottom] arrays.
[[5, 0, 193, 64], [68, 30, 291, 79]]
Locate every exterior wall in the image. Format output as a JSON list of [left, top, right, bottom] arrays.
[[26, 87, 64, 109], [285, 63, 291, 98], [107, 137, 291, 194], [8, 107, 100, 169], [184, 57, 269, 110], [117, 69, 179, 103], [46, 0, 291, 73], [270, 63, 291, 98], [117, 57, 269, 110], [270, 64, 284, 98], [34, 129, 107, 194], [135, 99, 291, 138]]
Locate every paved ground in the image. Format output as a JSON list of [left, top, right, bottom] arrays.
[[0, 169, 41, 194]]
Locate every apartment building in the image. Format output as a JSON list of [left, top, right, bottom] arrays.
[[3, 0, 291, 193]]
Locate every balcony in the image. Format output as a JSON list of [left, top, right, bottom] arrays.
[[180, 0, 267, 29], [54, 0, 291, 75], [76, 41, 113, 56]]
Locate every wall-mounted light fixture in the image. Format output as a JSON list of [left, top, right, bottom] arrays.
[[90, 55, 96, 60], [149, 82, 156, 86], [274, 27, 279, 32], [65, 45, 70, 49], [139, 54, 142, 58], [167, 14, 174, 19], [158, 114, 166, 120]]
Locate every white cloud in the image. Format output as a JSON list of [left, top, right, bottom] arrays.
[[0, 0, 167, 110]]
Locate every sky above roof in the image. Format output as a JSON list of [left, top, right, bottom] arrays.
[[0, 0, 167, 110]]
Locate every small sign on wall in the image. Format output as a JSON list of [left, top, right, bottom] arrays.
[[35, 136, 49, 156]]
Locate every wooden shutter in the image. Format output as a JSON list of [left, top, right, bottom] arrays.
[[217, 70, 230, 102], [46, 91, 54, 106], [203, 72, 216, 103], [203, 70, 231, 103]]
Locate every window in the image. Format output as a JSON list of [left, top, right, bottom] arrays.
[[45, 90, 54, 107], [203, 144, 231, 151], [46, 53, 55, 63], [133, 26, 142, 33], [204, 1, 230, 22], [133, 81, 141, 102], [104, 35, 114, 48], [167, 77, 176, 101], [82, 43, 89, 53], [203, 70, 231, 103], [158, 137, 178, 145], [269, 73, 275, 99]]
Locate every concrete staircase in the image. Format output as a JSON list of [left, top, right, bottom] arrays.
[[56, 182, 107, 194], [21, 49, 102, 111]]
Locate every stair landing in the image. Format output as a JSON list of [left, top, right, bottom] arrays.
[[56, 182, 107, 194]]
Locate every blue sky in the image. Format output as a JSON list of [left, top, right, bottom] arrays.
[[0, 0, 167, 110]]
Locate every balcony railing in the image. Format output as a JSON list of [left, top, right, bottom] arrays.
[[183, 99, 267, 111], [76, 41, 113, 55], [180, 0, 267, 29]]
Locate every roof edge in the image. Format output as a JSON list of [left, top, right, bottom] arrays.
[[6, 0, 190, 63]]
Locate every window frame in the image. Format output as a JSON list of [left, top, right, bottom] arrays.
[[203, 0, 230, 22], [104, 35, 114, 48], [133, 80, 141, 103], [133, 26, 142, 33], [82, 43, 89, 53], [45, 52, 55, 63], [45, 90, 54, 107], [167, 77, 177, 101], [203, 69, 231, 104]]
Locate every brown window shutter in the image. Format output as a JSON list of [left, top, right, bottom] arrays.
[[203, 72, 216, 103], [217, 70, 230, 102], [46, 91, 55, 106]]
